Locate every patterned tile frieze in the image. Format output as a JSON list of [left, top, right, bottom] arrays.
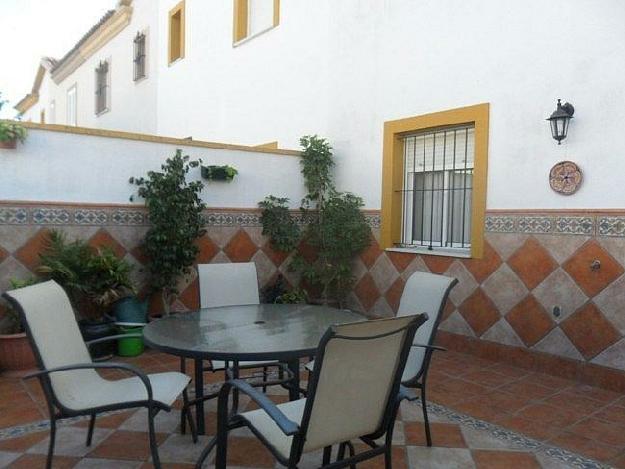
[[598, 216, 625, 237], [517, 216, 553, 234], [485, 213, 625, 237], [0, 207, 28, 224], [32, 208, 71, 225]]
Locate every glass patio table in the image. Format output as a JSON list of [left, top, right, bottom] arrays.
[[143, 303, 364, 434]]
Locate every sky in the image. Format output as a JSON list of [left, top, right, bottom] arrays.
[[0, 0, 114, 118]]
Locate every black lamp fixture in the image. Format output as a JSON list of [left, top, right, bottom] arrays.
[[547, 99, 574, 144]]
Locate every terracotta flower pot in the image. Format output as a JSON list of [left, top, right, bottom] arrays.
[[0, 139, 17, 150], [0, 332, 37, 377]]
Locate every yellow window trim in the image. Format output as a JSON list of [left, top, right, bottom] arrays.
[[168, 0, 186, 65], [233, 0, 280, 45], [380, 103, 490, 259]]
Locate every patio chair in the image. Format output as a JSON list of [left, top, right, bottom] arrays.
[[180, 262, 290, 433], [398, 271, 458, 446], [208, 313, 427, 469], [3, 280, 195, 469]]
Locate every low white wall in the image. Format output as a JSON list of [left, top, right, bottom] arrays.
[[0, 128, 306, 208]]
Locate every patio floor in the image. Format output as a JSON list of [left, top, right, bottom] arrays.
[[0, 349, 622, 468]]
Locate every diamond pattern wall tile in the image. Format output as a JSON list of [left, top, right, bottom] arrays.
[[124, 253, 148, 292], [481, 264, 528, 314], [507, 238, 557, 290], [224, 230, 257, 262], [354, 273, 380, 311], [261, 241, 289, 267], [563, 240, 624, 297], [195, 235, 219, 264], [532, 327, 584, 361], [594, 274, 625, 334], [484, 233, 528, 261], [344, 291, 364, 314], [297, 239, 317, 264], [442, 300, 455, 321], [386, 251, 416, 272], [370, 296, 394, 318], [535, 234, 590, 265], [178, 278, 200, 311], [130, 245, 149, 265], [591, 339, 625, 371], [482, 318, 524, 347], [0, 225, 40, 253], [446, 261, 478, 306], [439, 310, 475, 337], [385, 277, 406, 312], [360, 236, 383, 269], [532, 269, 588, 323], [14, 228, 51, 271], [422, 255, 454, 274], [56, 225, 99, 244], [561, 303, 621, 360], [0, 246, 7, 264], [458, 288, 500, 336], [505, 295, 554, 346], [106, 226, 148, 252], [242, 226, 266, 247], [88, 229, 126, 258], [401, 256, 429, 281], [251, 250, 277, 289], [351, 257, 367, 283], [211, 251, 232, 264], [462, 241, 501, 283], [369, 254, 399, 294], [0, 257, 32, 293], [597, 237, 625, 270], [205, 226, 238, 248]]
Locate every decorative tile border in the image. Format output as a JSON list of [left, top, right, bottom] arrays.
[[486, 214, 605, 237]]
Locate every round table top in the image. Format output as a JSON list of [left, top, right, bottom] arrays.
[[143, 304, 365, 361]]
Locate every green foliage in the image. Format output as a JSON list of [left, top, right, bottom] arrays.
[[1, 277, 40, 334], [201, 164, 238, 182], [259, 135, 371, 305], [130, 150, 206, 312], [0, 92, 27, 144], [275, 287, 308, 304], [259, 196, 300, 252], [37, 231, 135, 318]]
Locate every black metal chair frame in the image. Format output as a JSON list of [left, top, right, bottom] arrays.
[[3, 294, 196, 469], [400, 277, 458, 447], [208, 314, 427, 469]]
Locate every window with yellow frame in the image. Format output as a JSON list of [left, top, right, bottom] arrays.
[[233, 0, 280, 44], [380, 104, 489, 259], [168, 1, 185, 64]]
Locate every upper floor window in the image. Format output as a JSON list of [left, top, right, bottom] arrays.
[[66, 85, 77, 126], [49, 100, 56, 124], [168, 1, 185, 64], [233, 0, 280, 44], [95, 60, 110, 115], [134, 31, 147, 81], [40, 109, 46, 124]]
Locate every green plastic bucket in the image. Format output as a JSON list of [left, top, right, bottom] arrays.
[[117, 324, 145, 357]]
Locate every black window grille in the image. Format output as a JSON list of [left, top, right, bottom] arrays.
[[134, 32, 146, 81], [95, 60, 109, 114], [399, 124, 475, 252]]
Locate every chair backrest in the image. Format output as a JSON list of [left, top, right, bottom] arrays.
[[198, 262, 260, 308], [299, 314, 426, 453], [397, 271, 457, 382], [3, 281, 98, 409]]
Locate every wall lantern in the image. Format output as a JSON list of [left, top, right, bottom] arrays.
[[547, 99, 574, 144]]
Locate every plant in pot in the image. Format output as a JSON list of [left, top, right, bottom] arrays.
[[130, 149, 206, 315], [37, 231, 137, 357], [0, 277, 39, 376], [0, 92, 27, 149], [201, 164, 238, 182]]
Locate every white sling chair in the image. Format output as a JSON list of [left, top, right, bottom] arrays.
[[3, 281, 194, 469], [398, 271, 458, 446], [208, 314, 427, 469]]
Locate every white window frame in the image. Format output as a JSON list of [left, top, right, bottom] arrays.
[[133, 29, 148, 82], [94, 59, 111, 116]]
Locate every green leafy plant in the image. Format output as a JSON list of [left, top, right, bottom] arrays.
[[201, 164, 238, 182], [259, 135, 371, 305], [0, 277, 40, 334], [38, 231, 135, 319], [130, 149, 206, 314], [0, 92, 27, 144], [259, 196, 300, 252], [275, 288, 308, 304]]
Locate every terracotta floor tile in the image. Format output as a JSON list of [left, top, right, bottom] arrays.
[[0, 431, 48, 452], [460, 370, 515, 388], [88, 430, 168, 460], [404, 422, 466, 447], [140, 463, 195, 469], [8, 453, 79, 468], [545, 391, 607, 414], [569, 417, 625, 447], [610, 451, 625, 469], [225, 436, 276, 467], [518, 372, 573, 390], [593, 404, 625, 426], [485, 363, 530, 379], [453, 400, 509, 422], [472, 449, 541, 469], [494, 415, 558, 441], [72, 411, 134, 429], [499, 381, 556, 400], [355, 445, 407, 469], [480, 390, 531, 413], [549, 431, 622, 463], [566, 383, 622, 403], [515, 403, 583, 429], [0, 406, 44, 428]]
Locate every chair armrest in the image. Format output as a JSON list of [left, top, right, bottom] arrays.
[[412, 343, 447, 353], [23, 362, 154, 403], [222, 379, 299, 436], [85, 334, 143, 348]]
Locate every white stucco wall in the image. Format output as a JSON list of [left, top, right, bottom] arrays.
[[21, 0, 625, 211], [0, 129, 305, 208]]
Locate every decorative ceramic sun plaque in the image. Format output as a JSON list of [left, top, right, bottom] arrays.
[[549, 160, 582, 195]]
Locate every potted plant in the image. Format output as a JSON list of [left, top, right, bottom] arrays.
[[130, 150, 206, 314], [0, 93, 27, 149], [0, 278, 38, 376], [37, 231, 137, 357], [201, 164, 238, 182]]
